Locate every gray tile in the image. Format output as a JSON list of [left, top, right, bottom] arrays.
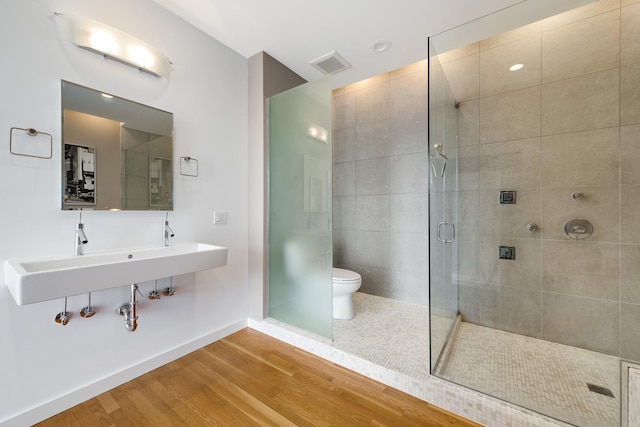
[[390, 69, 428, 119], [480, 86, 541, 144], [456, 99, 479, 147], [480, 35, 541, 97], [480, 21, 541, 51], [390, 111, 428, 155], [389, 270, 429, 305], [333, 127, 355, 163], [440, 52, 480, 102], [621, 63, 640, 126], [342, 264, 391, 299], [333, 161, 355, 196], [541, 186, 620, 243], [356, 120, 389, 160], [390, 233, 428, 274], [455, 145, 479, 191], [355, 82, 389, 124], [622, 303, 640, 361], [622, 2, 640, 66], [541, 127, 620, 187], [541, 0, 620, 31], [354, 230, 390, 268], [482, 285, 542, 338], [477, 237, 541, 290], [333, 196, 355, 230], [390, 153, 428, 194], [542, 292, 620, 355], [541, 10, 619, 83], [541, 240, 619, 300], [621, 124, 640, 184], [355, 195, 389, 231], [621, 245, 640, 304], [458, 282, 484, 324], [541, 69, 619, 135], [389, 193, 427, 233], [333, 229, 357, 266], [621, 185, 640, 243], [479, 138, 541, 190], [478, 190, 541, 239], [355, 158, 389, 195], [334, 92, 355, 129]]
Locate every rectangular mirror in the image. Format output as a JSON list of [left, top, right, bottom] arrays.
[[61, 81, 173, 211]]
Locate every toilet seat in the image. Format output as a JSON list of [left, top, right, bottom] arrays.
[[333, 268, 361, 283]]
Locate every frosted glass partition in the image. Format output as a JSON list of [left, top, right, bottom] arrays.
[[268, 78, 333, 339]]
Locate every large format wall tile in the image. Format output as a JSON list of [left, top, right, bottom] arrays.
[[389, 270, 429, 305], [355, 82, 389, 124], [333, 127, 355, 163], [455, 145, 479, 191], [542, 240, 619, 300], [480, 35, 541, 97], [456, 99, 479, 147], [541, 0, 620, 31], [477, 237, 541, 289], [390, 233, 428, 274], [390, 193, 427, 233], [541, 10, 620, 83], [356, 120, 389, 160], [622, 2, 640, 66], [542, 292, 620, 355], [481, 285, 542, 337], [621, 185, 640, 243], [333, 92, 355, 130], [621, 63, 640, 125], [622, 124, 640, 184], [480, 22, 541, 51], [333, 161, 355, 196], [355, 157, 389, 195], [333, 196, 355, 230], [440, 53, 480, 102], [390, 152, 428, 194], [541, 186, 620, 243], [541, 127, 620, 187], [621, 244, 640, 304], [541, 69, 619, 135], [355, 195, 390, 231], [390, 72, 428, 156], [622, 303, 640, 361], [333, 229, 357, 266], [480, 86, 541, 143], [478, 189, 541, 239], [479, 138, 541, 190], [354, 230, 390, 268], [346, 264, 392, 298]]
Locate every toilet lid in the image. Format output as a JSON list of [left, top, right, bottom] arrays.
[[333, 267, 361, 283]]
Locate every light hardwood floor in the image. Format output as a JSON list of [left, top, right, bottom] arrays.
[[36, 328, 481, 426]]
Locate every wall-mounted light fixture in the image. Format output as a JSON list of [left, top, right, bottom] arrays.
[[55, 12, 171, 80]]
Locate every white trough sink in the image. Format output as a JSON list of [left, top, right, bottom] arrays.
[[5, 242, 228, 305]]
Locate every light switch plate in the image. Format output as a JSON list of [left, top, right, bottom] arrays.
[[214, 211, 227, 224]]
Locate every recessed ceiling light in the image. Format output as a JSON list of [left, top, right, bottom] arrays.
[[371, 40, 391, 53], [101, 93, 114, 99], [510, 63, 524, 71]]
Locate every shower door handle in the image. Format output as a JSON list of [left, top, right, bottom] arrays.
[[437, 221, 455, 243]]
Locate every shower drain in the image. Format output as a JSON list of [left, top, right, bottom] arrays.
[[586, 383, 615, 398]]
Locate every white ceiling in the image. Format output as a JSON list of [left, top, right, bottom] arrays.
[[152, 0, 593, 88]]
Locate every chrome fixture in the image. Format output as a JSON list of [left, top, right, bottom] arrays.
[[117, 284, 140, 332], [430, 143, 448, 178], [564, 219, 594, 240], [437, 221, 455, 243], [164, 277, 175, 296], [527, 223, 538, 232], [163, 212, 174, 247], [80, 293, 96, 318], [55, 297, 71, 325], [75, 211, 88, 256], [572, 191, 584, 200], [149, 280, 161, 300]]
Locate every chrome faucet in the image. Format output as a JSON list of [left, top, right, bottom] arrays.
[[75, 211, 88, 256], [163, 213, 174, 247]]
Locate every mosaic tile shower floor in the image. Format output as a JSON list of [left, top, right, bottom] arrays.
[[334, 293, 619, 427]]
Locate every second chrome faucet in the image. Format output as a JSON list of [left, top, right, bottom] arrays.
[[163, 212, 174, 247]]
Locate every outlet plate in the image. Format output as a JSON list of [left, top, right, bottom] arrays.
[[214, 211, 227, 224]]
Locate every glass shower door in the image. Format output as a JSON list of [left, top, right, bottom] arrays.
[[429, 42, 460, 371], [268, 78, 333, 339]]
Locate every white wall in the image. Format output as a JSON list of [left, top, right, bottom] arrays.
[[0, 1, 248, 425]]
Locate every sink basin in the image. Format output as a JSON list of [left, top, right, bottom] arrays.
[[5, 242, 228, 305]]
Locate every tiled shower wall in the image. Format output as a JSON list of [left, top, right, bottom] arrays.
[[332, 62, 429, 305], [438, 0, 640, 360]]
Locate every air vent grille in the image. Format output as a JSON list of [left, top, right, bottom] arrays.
[[310, 51, 352, 75]]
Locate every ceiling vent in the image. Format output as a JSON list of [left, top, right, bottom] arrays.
[[310, 51, 352, 75]]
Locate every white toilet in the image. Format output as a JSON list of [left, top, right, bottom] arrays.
[[332, 268, 362, 320]]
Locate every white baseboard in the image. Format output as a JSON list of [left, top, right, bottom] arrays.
[[1, 319, 247, 427]]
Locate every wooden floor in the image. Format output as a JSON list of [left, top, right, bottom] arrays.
[[37, 328, 482, 426]]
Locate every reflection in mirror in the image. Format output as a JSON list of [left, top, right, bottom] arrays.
[[61, 81, 173, 211]]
